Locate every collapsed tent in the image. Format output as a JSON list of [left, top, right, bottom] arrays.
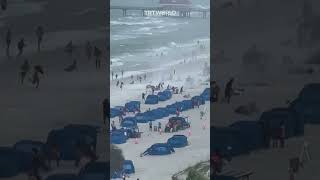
[[200, 88, 210, 101], [229, 121, 264, 151], [45, 174, 78, 180], [145, 95, 159, 104], [125, 101, 140, 112], [13, 140, 46, 171], [165, 117, 190, 132], [141, 143, 175, 156], [78, 162, 108, 180], [122, 160, 135, 174], [290, 83, 320, 124], [0, 147, 22, 177], [211, 127, 249, 157], [46, 125, 98, 160], [158, 90, 172, 101], [111, 129, 128, 144], [259, 108, 304, 138], [110, 106, 125, 118], [167, 135, 188, 148]]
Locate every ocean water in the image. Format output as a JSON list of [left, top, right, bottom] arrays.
[[110, 0, 210, 77]]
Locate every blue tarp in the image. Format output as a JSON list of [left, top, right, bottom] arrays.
[[0, 147, 22, 177], [123, 160, 135, 174], [229, 121, 264, 151], [145, 95, 159, 104], [135, 113, 152, 123], [13, 140, 45, 171], [200, 88, 210, 101], [167, 135, 188, 148], [142, 143, 175, 156], [111, 129, 128, 144], [45, 174, 78, 180], [180, 100, 194, 111], [259, 108, 303, 138], [78, 162, 108, 180], [211, 127, 249, 157], [125, 101, 141, 112], [121, 117, 138, 129], [111, 106, 125, 118]]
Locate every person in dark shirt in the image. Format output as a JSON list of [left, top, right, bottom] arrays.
[[17, 38, 26, 57], [225, 78, 234, 104], [35, 26, 44, 52]]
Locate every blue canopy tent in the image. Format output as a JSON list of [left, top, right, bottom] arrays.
[[125, 101, 141, 112], [200, 88, 210, 101], [135, 113, 152, 123], [145, 95, 159, 104], [229, 121, 264, 151], [0, 147, 22, 177], [111, 130, 128, 144], [191, 96, 205, 106], [122, 160, 135, 174], [211, 127, 249, 157], [45, 174, 78, 180], [166, 104, 179, 114], [13, 140, 46, 171], [121, 117, 138, 129], [157, 107, 170, 117], [78, 162, 108, 180], [110, 106, 125, 118], [259, 108, 303, 138], [141, 143, 175, 156], [290, 83, 320, 124], [180, 100, 194, 111], [167, 135, 188, 148], [46, 127, 97, 160], [158, 90, 172, 101]]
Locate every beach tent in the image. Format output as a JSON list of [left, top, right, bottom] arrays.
[[125, 101, 140, 112], [78, 161, 108, 180], [167, 135, 188, 148], [145, 95, 159, 104], [200, 88, 210, 101], [211, 127, 248, 157], [166, 104, 179, 114], [121, 117, 138, 129], [45, 174, 78, 180], [111, 130, 128, 144], [166, 117, 190, 132], [158, 107, 170, 117], [46, 127, 97, 160], [229, 121, 264, 151], [111, 106, 125, 118], [135, 113, 152, 123], [141, 143, 175, 156], [13, 140, 46, 171], [191, 95, 205, 106], [180, 100, 194, 111], [158, 90, 172, 101], [290, 83, 320, 124], [259, 108, 303, 138], [122, 160, 135, 174], [0, 147, 22, 177]]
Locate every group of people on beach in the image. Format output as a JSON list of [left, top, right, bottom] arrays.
[[27, 142, 98, 180], [211, 78, 245, 104]]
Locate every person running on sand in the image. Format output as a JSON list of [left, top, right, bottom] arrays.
[[35, 26, 44, 52], [180, 86, 183, 94], [142, 93, 145, 101], [225, 78, 234, 104], [212, 81, 220, 102], [94, 46, 102, 69], [5, 28, 11, 57], [17, 38, 26, 57], [149, 121, 152, 132], [158, 122, 161, 131], [120, 82, 123, 90], [116, 80, 119, 87], [85, 41, 92, 61], [31, 69, 40, 88], [116, 74, 118, 80], [20, 59, 30, 84]]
